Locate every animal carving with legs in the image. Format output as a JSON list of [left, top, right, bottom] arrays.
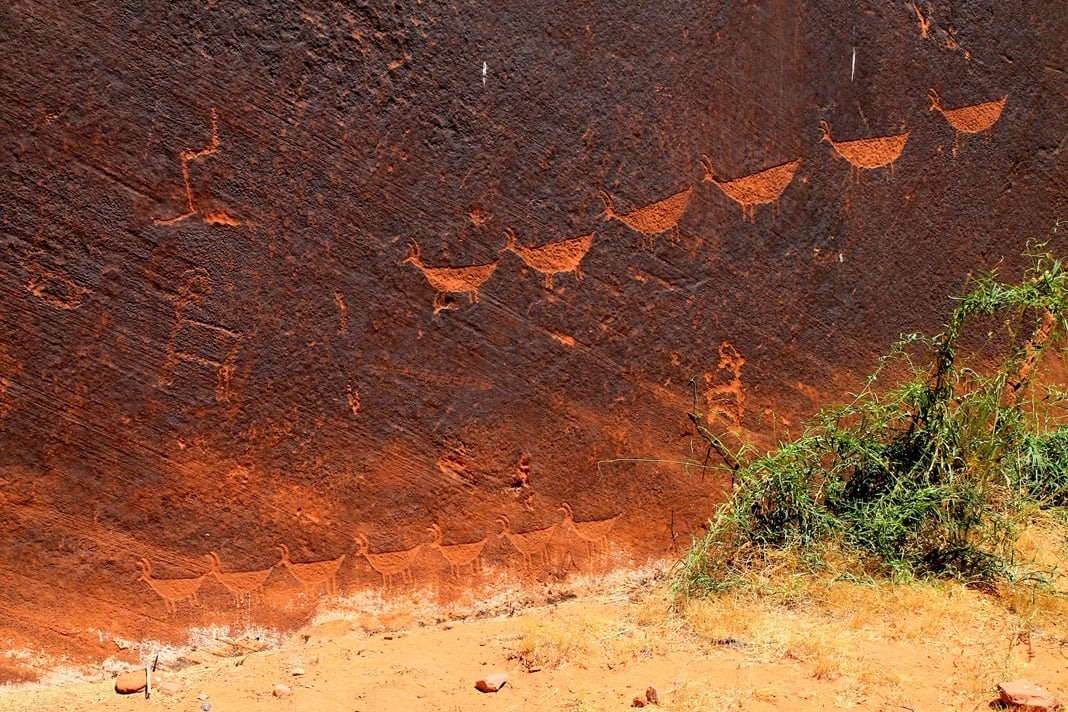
[[599, 187, 693, 248], [496, 514, 559, 569], [275, 544, 345, 596], [402, 240, 499, 313], [928, 88, 1006, 155], [136, 558, 205, 614], [820, 120, 909, 181], [558, 503, 620, 560], [428, 523, 488, 579], [501, 228, 594, 289], [701, 156, 800, 222], [205, 552, 273, 606], [354, 531, 428, 588]]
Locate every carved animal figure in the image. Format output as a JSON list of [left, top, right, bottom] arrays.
[[354, 532, 427, 587], [402, 240, 499, 313], [599, 187, 693, 247], [136, 558, 205, 614], [501, 228, 594, 289], [204, 551, 273, 606], [928, 89, 1006, 154], [428, 523, 488, 579], [275, 544, 345, 596], [701, 157, 800, 221], [820, 120, 909, 180], [496, 514, 559, 569], [558, 503, 620, 559]]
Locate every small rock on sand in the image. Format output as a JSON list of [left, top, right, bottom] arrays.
[[273, 683, 293, 698], [998, 680, 1061, 710], [113, 669, 162, 695], [646, 686, 659, 704], [475, 673, 508, 693]]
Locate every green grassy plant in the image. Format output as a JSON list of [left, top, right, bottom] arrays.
[[680, 245, 1068, 593]]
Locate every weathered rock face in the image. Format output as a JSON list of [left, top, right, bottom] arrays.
[[0, 0, 1064, 678]]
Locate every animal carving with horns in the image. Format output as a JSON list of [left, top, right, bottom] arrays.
[[428, 523, 488, 579], [558, 503, 620, 559], [136, 557, 205, 614], [275, 544, 345, 596], [354, 531, 428, 588]]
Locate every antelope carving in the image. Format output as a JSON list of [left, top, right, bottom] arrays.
[[820, 120, 909, 180], [600, 187, 693, 247], [275, 544, 345, 596], [501, 228, 594, 289], [496, 513, 559, 569], [701, 156, 800, 221], [402, 240, 499, 313], [428, 523, 488, 579], [136, 557, 205, 614], [558, 503, 620, 559], [204, 551, 273, 606], [354, 531, 427, 588], [928, 88, 1006, 155]]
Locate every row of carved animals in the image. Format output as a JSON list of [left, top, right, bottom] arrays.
[[136, 503, 621, 612], [402, 89, 1007, 311]]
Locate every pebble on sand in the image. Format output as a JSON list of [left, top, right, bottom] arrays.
[[475, 673, 508, 693], [998, 679, 1061, 710], [113, 669, 162, 695]]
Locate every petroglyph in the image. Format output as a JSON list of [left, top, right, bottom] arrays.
[[136, 558, 205, 614], [599, 187, 693, 247], [820, 120, 909, 180], [23, 262, 91, 310], [928, 89, 1006, 155], [275, 544, 345, 596], [346, 383, 361, 414], [158, 270, 242, 402], [705, 340, 746, 430], [496, 514, 559, 569], [354, 532, 427, 588], [154, 108, 241, 227], [159, 317, 242, 395], [701, 156, 800, 222], [402, 240, 499, 313], [203, 211, 241, 226], [334, 291, 349, 334], [558, 503, 619, 561], [428, 523, 487, 579], [911, 2, 932, 38], [501, 227, 594, 289], [205, 551, 273, 606]]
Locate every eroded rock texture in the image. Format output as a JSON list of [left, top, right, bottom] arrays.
[[0, 0, 1065, 677]]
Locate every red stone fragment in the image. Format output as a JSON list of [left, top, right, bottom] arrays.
[[646, 686, 659, 704], [475, 673, 508, 692], [998, 679, 1061, 710]]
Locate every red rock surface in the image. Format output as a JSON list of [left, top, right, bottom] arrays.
[[0, 0, 1065, 679]]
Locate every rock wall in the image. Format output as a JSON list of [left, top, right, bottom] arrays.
[[0, 0, 1064, 678]]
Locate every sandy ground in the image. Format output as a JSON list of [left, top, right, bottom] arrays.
[[2, 561, 1067, 712]]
